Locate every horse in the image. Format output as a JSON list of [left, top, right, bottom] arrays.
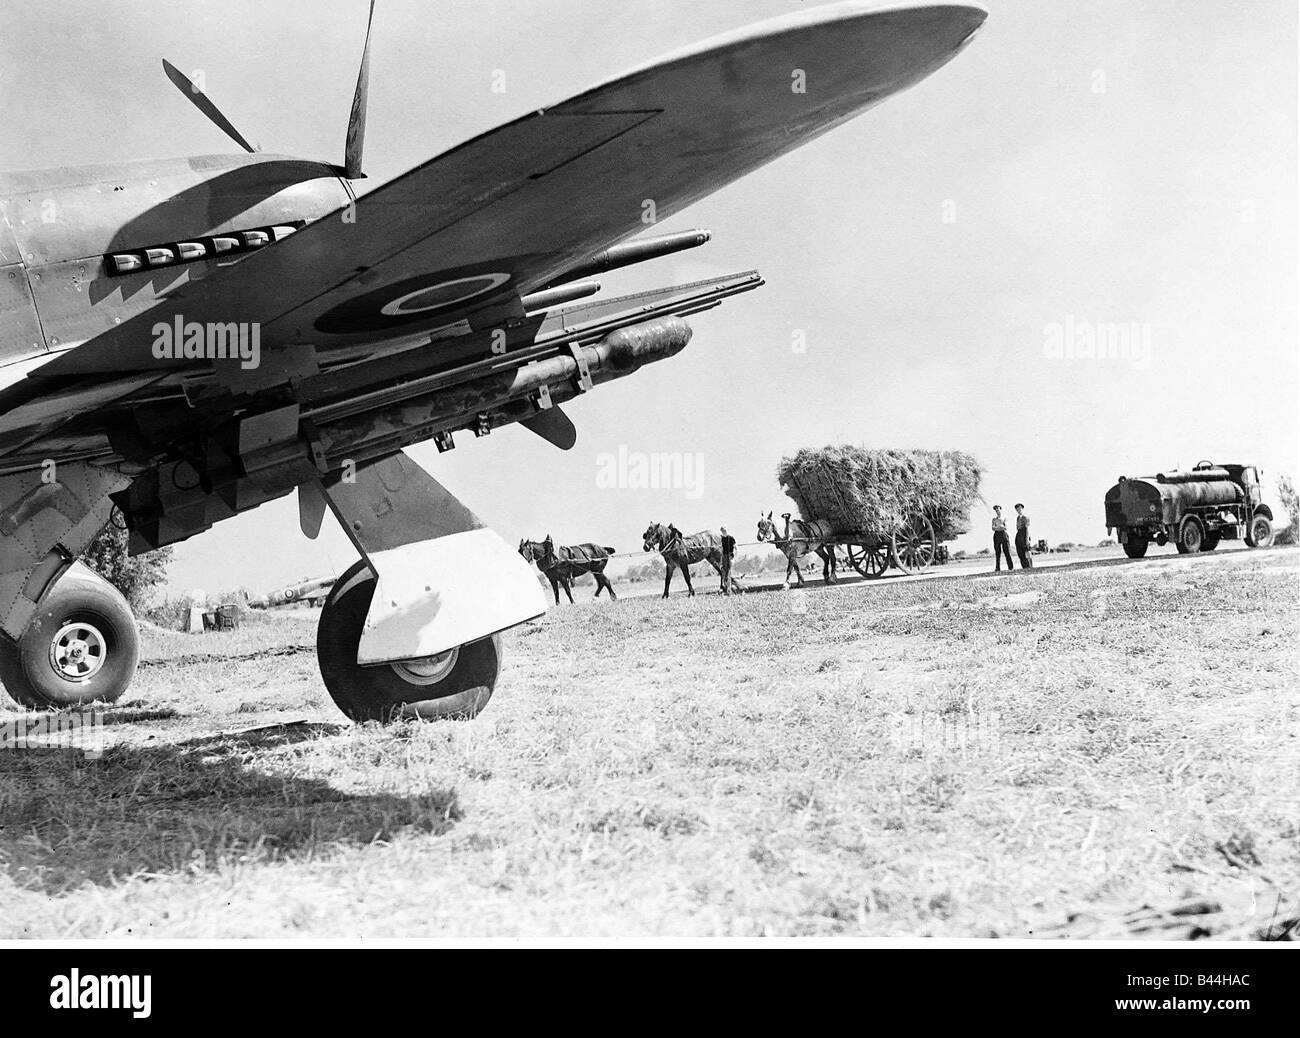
[[756, 511, 838, 586], [642, 522, 743, 599], [519, 537, 618, 605]]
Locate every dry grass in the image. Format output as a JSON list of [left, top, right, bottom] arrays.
[[0, 549, 1296, 938]]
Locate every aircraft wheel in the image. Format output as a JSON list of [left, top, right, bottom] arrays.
[[317, 561, 500, 723], [0, 562, 138, 709]]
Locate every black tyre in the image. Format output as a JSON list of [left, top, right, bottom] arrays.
[[1200, 532, 1221, 552], [0, 562, 138, 709], [316, 561, 500, 723], [1245, 513, 1273, 548], [1176, 518, 1202, 555], [1122, 533, 1149, 559]]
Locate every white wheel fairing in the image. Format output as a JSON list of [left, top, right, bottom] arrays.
[[379, 273, 511, 316], [327, 563, 468, 684]]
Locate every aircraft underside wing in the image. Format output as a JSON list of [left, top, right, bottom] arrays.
[[6, 2, 985, 380], [0, 2, 986, 721]]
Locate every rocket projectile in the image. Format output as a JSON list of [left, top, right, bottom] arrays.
[[543, 229, 711, 288]]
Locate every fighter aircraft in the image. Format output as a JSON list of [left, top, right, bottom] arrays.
[[0, 2, 986, 721], [248, 576, 338, 610]]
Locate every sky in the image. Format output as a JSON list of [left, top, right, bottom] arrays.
[[1, 0, 1296, 592]]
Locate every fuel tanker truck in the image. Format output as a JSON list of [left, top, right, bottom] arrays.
[[1105, 461, 1275, 559]]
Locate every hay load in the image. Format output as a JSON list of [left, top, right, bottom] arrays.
[[777, 446, 982, 542]]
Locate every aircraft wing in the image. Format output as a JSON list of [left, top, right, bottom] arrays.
[[25, 1, 985, 379]]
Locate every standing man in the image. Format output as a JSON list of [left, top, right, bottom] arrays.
[[719, 526, 736, 595], [1014, 503, 1033, 569], [992, 505, 1014, 572]]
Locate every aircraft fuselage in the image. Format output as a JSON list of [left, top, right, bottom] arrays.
[[0, 153, 349, 368]]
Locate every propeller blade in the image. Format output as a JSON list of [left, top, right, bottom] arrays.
[[162, 59, 256, 153], [343, 0, 376, 180]]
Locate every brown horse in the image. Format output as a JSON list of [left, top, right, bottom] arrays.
[[519, 537, 618, 604], [756, 511, 838, 586], [642, 522, 743, 598]]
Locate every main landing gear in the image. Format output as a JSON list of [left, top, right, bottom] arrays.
[[309, 450, 542, 724], [0, 562, 139, 709], [315, 561, 502, 723]]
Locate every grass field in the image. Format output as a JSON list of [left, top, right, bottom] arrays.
[[1, 548, 1296, 939]]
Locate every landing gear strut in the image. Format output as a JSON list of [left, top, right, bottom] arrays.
[[316, 562, 501, 723]]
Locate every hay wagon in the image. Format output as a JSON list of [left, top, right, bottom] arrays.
[[824, 509, 939, 578], [778, 447, 980, 579]]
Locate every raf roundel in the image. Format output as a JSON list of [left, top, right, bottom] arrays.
[[314, 269, 517, 334], [378, 273, 513, 317]]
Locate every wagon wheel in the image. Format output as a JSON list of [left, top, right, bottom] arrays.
[[889, 515, 938, 575], [847, 542, 890, 578]]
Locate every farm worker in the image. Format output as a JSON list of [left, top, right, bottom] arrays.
[[992, 506, 1014, 571], [719, 526, 737, 595], [1014, 503, 1033, 569]]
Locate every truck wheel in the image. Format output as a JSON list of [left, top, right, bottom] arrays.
[[1245, 514, 1273, 548], [1175, 517, 1202, 555], [1122, 532, 1149, 559], [0, 562, 138, 709], [317, 561, 500, 723], [1200, 532, 1221, 552]]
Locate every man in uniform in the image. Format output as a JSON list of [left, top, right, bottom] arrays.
[[1014, 503, 1033, 569], [992, 505, 1014, 571], [719, 526, 737, 595]]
